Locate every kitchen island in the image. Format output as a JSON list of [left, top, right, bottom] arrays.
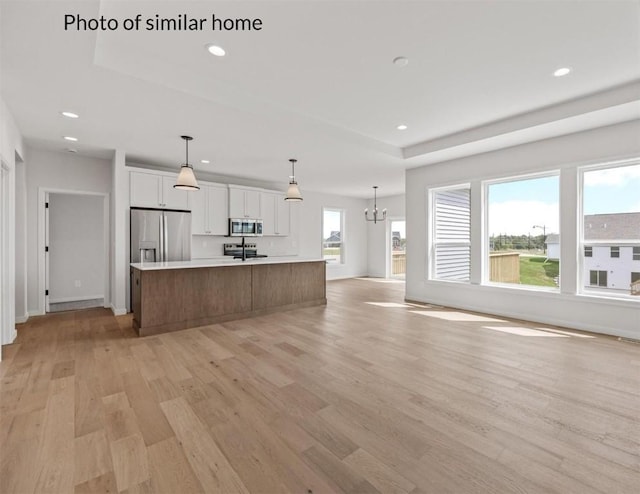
[[130, 258, 326, 336]]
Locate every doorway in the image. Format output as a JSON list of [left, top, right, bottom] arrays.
[[41, 191, 109, 313], [389, 219, 406, 279]]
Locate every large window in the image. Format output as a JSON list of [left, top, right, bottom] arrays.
[[486, 174, 560, 288], [431, 186, 470, 281], [582, 162, 640, 296], [323, 208, 344, 264]]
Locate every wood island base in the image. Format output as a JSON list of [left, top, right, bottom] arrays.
[[131, 260, 326, 337]]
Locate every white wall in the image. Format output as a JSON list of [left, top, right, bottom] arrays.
[[406, 120, 640, 339], [111, 150, 128, 315], [48, 193, 105, 302], [25, 147, 111, 315], [366, 193, 405, 278]]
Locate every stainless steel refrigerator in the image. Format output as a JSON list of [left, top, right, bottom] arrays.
[[130, 207, 191, 263]]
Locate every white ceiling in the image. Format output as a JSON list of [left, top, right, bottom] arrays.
[[2, 0, 639, 197]]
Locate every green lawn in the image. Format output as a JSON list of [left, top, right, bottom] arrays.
[[519, 256, 559, 287]]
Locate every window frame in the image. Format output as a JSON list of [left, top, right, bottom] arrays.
[[610, 246, 620, 258], [579, 160, 640, 299], [482, 171, 560, 290], [322, 207, 345, 265], [584, 246, 593, 257], [633, 247, 640, 261]]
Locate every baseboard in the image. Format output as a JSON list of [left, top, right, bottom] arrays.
[[10, 328, 17, 343], [15, 314, 29, 324], [49, 294, 104, 303], [326, 272, 369, 281], [28, 309, 45, 317], [110, 304, 127, 316]]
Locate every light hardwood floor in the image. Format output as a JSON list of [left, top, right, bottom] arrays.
[[1, 279, 639, 493]]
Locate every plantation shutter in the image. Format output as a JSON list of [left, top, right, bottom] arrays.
[[434, 188, 470, 281]]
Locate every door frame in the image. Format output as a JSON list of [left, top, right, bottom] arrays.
[[0, 158, 17, 351], [387, 217, 406, 279], [38, 187, 110, 315]]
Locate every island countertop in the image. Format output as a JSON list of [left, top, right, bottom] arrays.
[[130, 256, 326, 271]]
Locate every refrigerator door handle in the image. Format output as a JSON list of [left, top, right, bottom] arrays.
[[163, 213, 169, 262], [159, 213, 162, 260]]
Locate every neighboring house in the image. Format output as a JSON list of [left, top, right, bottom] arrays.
[[583, 213, 640, 295], [545, 233, 560, 260], [392, 231, 401, 249], [324, 231, 341, 247]]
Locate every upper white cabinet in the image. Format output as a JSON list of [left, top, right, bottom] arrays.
[[161, 176, 190, 210], [191, 182, 229, 235], [228, 186, 261, 218], [130, 171, 190, 210], [261, 191, 290, 236]]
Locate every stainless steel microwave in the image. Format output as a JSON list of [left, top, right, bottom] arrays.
[[228, 218, 263, 237]]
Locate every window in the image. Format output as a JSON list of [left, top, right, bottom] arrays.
[[632, 272, 640, 283], [432, 186, 470, 281], [487, 174, 559, 287], [584, 246, 593, 257], [590, 270, 607, 287], [323, 208, 344, 264], [582, 163, 640, 295]]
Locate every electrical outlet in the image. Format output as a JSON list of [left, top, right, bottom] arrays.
[[74, 280, 81, 287]]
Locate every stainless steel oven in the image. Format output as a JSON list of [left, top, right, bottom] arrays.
[[228, 218, 263, 237]]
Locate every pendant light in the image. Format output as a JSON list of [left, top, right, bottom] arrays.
[[174, 135, 200, 191], [364, 186, 386, 223], [285, 158, 303, 201]]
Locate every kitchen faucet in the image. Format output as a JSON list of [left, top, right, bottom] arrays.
[[232, 236, 248, 261]]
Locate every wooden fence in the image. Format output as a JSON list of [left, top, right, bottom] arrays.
[[489, 252, 520, 283], [392, 252, 406, 275]]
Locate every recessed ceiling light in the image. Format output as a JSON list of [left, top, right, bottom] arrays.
[[201, 159, 210, 164], [553, 67, 571, 77], [63, 136, 78, 141], [397, 124, 408, 130], [205, 44, 226, 57], [61, 111, 79, 119], [393, 56, 409, 67]]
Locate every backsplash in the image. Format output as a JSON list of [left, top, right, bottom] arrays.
[[191, 235, 298, 259]]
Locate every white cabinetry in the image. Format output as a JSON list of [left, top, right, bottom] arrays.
[[130, 171, 190, 210], [228, 186, 261, 218], [191, 183, 229, 235], [261, 191, 290, 236]]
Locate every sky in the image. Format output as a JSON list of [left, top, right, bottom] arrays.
[[323, 209, 342, 239], [583, 164, 640, 215], [488, 164, 640, 236], [488, 175, 559, 236]]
